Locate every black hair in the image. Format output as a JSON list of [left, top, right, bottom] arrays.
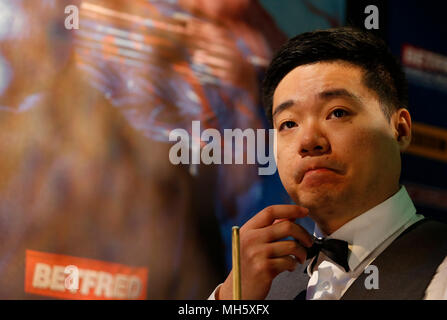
[[262, 27, 408, 124]]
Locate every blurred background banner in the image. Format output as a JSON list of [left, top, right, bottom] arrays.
[[0, 0, 445, 299]]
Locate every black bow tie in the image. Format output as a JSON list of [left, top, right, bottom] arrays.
[[306, 237, 350, 272]]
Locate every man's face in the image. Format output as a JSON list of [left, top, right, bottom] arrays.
[[272, 61, 403, 225]]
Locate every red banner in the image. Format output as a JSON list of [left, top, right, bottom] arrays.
[[25, 250, 148, 300]]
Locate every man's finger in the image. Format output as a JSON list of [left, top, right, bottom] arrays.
[[245, 205, 309, 229], [273, 218, 297, 225], [269, 256, 299, 275], [260, 220, 313, 247], [265, 240, 308, 264]]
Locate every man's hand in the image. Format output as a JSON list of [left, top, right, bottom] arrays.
[[217, 205, 313, 300]]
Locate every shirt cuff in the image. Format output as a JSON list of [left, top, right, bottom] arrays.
[[208, 284, 222, 300], [424, 255, 447, 300]]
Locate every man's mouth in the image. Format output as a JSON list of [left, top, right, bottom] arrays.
[[299, 166, 338, 183], [305, 167, 334, 175]]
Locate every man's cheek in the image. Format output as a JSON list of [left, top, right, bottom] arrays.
[[276, 158, 290, 187], [276, 164, 288, 188], [341, 133, 383, 180], [277, 162, 296, 193]]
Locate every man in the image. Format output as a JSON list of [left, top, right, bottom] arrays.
[[210, 27, 447, 300]]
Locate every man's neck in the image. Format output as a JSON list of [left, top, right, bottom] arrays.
[[311, 184, 401, 236]]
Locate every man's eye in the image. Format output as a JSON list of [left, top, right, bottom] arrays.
[[329, 109, 348, 119], [279, 120, 297, 131]]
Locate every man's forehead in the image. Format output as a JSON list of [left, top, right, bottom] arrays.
[[274, 61, 364, 95], [272, 62, 367, 113]]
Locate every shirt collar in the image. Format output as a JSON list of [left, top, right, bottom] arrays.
[[308, 186, 417, 274]]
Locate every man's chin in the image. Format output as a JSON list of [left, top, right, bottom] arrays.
[[293, 186, 343, 210]]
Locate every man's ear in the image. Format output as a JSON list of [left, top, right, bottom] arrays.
[[391, 108, 412, 152]]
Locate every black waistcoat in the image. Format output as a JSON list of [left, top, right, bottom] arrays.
[[266, 219, 447, 300]]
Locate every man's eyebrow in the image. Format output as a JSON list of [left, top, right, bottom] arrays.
[[272, 100, 295, 120], [318, 88, 363, 104]]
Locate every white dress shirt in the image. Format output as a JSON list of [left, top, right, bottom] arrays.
[[209, 186, 447, 300]]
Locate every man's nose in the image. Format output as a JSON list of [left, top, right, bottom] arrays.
[[298, 123, 330, 157]]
